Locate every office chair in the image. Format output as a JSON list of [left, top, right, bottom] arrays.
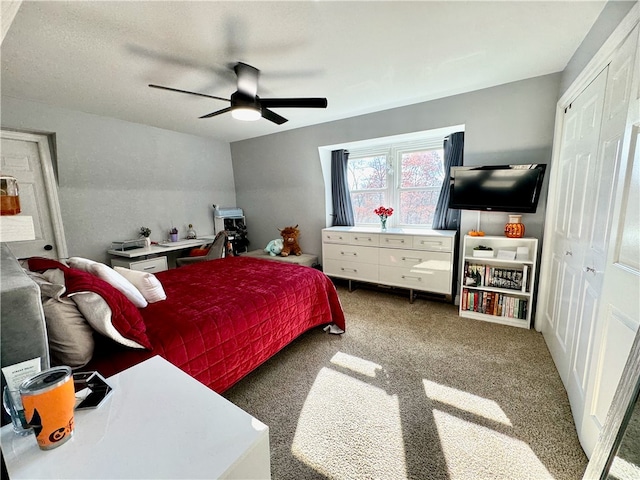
[[175, 231, 229, 267]]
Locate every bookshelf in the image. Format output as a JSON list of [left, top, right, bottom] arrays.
[[460, 235, 539, 329]]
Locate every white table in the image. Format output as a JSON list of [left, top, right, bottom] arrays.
[[108, 236, 215, 258], [108, 236, 216, 272], [1, 356, 271, 479]]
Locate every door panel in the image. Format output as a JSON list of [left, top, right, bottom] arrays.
[[590, 136, 623, 253], [590, 307, 636, 429], [567, 152, 594, 240], [616, 130, 640, 271], [568, 280, 599, 411], [544, 254, 562, 331]]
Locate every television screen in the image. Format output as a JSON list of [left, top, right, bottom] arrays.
[[448, 164, 546, 213]]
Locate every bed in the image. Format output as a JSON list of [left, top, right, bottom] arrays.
[[4, 248, 345, 394]]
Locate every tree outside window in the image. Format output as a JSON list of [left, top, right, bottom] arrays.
[[398, 149, 444, 226], [348, 146, 444, 228], [348, 154, 388, 224]]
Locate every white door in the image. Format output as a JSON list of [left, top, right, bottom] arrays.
[[0, 130, 67, 259], [540, 25, 639, 457], [542, 68, 607, 389], [580, 26, 640, 456]]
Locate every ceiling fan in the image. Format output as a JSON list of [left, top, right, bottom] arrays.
[[149, 62, 327, 124]]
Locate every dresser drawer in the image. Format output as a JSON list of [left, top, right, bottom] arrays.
[[412, 235, 453, 252], [379, 234, 411, 249], [378, 248, 449, 268], [111, 256, 168, 273], [322, 230, 349, 243], [349, 232, 379, 246], [379, 263, 451, 294], [323, 243, 378, 264], [324, 259, 378, 282]]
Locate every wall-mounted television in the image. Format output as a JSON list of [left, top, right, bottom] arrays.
[[448, 164, 546, 213]]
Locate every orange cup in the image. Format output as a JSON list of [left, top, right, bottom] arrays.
[[19, 367, 75, 450]]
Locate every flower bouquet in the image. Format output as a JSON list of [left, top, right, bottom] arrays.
[[374, 206, 393, 231]]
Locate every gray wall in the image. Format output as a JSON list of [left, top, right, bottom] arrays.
[[560, 0, 636, 96], [231, 73, 561, 267], [1, 96, 236, 262]]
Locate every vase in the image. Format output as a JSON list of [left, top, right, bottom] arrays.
[[144, 237, 151, 248], [380, 217, 387, 231], [505, 215, 525, 238], [170, 233, 178, 242]]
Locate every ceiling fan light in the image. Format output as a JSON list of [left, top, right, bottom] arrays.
[[232, 106, 261, 121]]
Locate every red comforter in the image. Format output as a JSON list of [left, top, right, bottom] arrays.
[[87, 256, 345, 392]]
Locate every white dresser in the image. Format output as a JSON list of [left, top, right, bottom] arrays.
[[322, 227, 456, 301]]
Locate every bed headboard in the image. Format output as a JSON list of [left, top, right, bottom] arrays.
[[0, 243, 50, 381]]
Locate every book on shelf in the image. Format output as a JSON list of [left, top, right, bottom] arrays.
[[463, 262, 526, 291], [461, 288, 528, 320]]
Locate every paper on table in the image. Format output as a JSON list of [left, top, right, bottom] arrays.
[[1, 357, 41, 390]]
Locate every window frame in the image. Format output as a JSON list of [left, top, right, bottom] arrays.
[[349, 138, 446, 229]]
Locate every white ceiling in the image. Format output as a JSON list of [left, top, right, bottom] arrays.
[[1, 1, 606, 143]]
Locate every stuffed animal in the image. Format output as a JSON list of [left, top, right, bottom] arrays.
[[264, 238, 283, 256], [279, 225, 302, 256]]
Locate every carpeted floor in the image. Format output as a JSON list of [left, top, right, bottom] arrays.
[[223, 285, 588, 480]]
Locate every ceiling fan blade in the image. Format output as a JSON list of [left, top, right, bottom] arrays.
[[234, 62, 259, 97], [199, 107, 233, 119], [149, 84, 229, 102], [261, 108, 288, 125], [260, 98, 328, 109]]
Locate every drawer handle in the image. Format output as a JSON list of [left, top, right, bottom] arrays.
[[341, 267, 358, 273], [143, 266, 156, 270], [354, 236, 372, 242], [385, 238, 405, 243], [402, 256, 423, 262], [340, 251, 357, 256], [401, 275, 422, 281], [421, 240, 442, 245]]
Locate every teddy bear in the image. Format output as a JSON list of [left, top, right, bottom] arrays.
[[279, 225, 302, 256], [264, 238, 283, 256]]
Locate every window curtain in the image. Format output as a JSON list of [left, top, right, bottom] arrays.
[[331, 149, 355, 226], [433, 132, 464, 230]]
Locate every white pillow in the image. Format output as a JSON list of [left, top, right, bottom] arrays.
[[69, 292, 146, 349], [68, 257, 148, 308], [114, 267, 166, 303], [67, 256, 97, 273]]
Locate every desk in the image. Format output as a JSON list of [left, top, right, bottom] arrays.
[[108, 236, 215, 259], [108, 237, 215, 272], [1, 356, 271, 479]]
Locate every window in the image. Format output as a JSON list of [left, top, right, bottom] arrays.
[[348, 142, 445, 228]]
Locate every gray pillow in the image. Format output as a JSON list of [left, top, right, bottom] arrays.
[[43, 297, 95, 368], [25, 268, 95, 368]]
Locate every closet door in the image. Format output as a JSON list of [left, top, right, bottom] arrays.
[[579, 25, 639, 457], [542, 68, 607, 391], [540, 24, 638, 458]]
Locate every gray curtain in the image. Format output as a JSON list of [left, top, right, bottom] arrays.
[[331, 149, 355, 226], [433, 132, 464, 230]]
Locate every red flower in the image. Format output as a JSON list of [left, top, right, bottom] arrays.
[[374, 206, 394, 218]]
